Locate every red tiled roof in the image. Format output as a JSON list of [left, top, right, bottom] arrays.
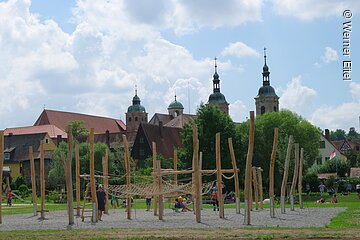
[[34, 109, 126, 134], [141, 123, 183, 159], [4, 124, 67, 139]]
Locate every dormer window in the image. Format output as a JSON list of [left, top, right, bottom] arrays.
[[4, 152, 10, 160], [45, 138, 49, 144]]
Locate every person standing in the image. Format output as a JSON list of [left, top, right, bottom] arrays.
[[318, 183, 326, 196], [145, 195, 152, 211], [210, 189, 219, 211], [96, 184, 106, 221]]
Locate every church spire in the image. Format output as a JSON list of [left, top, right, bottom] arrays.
[[262, 47, 270, 86], [213, 57, 220, 93]]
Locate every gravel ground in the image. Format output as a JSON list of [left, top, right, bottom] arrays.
[[0, 207, 345, 231]]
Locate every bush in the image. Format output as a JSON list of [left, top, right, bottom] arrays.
[[18, 184, 30, 198], [14, 177, 27, 190], [302, 172, 320, 192]]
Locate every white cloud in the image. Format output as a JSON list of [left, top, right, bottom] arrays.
[[221, 42, 260, 58], [310, 103, 360, 132], [349, 82, 360, 102], [322, 47, 338, 63], [229, 100, 248, 122], [279, 76, 317, 115], [272, 0, 360, 20]]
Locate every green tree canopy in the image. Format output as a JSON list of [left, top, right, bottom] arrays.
[[66, 120, 89, 142], [179, 104, 241, 180], [237, 110, 320, 194], [330, 129, 346, 141]]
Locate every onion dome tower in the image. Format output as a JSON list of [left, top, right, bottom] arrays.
[[255, 48, 279, 116], [126, 86, 148, 133], [207, 58, 229, 115], [168, 94, 184, 117]]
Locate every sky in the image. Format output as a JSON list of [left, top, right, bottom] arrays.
[[0, 0, 359, 133]]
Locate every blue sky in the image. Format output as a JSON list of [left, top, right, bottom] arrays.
[[0, 0, 359, 132]]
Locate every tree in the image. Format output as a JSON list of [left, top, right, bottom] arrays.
[[347, 127, 359, 140], [66, 120, 89, 142], [237, 110, 320, 194], [330, 129, 346, 141], [179, 104, 241, 183]]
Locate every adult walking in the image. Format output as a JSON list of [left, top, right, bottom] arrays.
[[96, 184, 106, 221]]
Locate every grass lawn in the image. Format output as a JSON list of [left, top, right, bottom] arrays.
[[0, 193, 359, 239]]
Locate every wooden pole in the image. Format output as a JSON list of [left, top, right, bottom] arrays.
[[103, 148, 109, 214], [39, 140, 45, 220], [89, 128, 97, 222], [65, 132, 74, 225], [29, 146, 38, 216], [298, 148, 304, 209], [0, 131, 4, 224], [215, 132, 225, 219], [252, 167, 259, 210], [257, 168, 263, 210], [290, 143, 299, 211], [193, 125, 201, 222], [173, 148, 178, 185], [269, 128, 278, 218], [244, 111, 255, 225], [75, 144, 81, 217], [157, 159, 163, 220], [122, 134, 132, 220], [152, 141, 158, 216], [228, 138, 240, 214], [281, 135, 293, 214], [199, 151, 203, 211]]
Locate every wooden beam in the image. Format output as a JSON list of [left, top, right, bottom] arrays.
[[0, 131, 4, 224], [215, 132, 224, 219], [157, 160, 163, 220], [280, 135, 293, 214], [228, 138, 240, 214], [75, 144, 80, 217], [193, 125, 201, 222], [298, 148, 304, 209], [65, 132, 74, 225], [173, 148, 178, 185], [269, 128, 278, 218], [103, 148, 109, 214], [290, 143, 299, 211], [244, 111, 255, 225], [252, 167, 259, 210], [40, 140, 45, 220], [257, 168, 263, 210], [29, 146, 37, 216], [89, 128, 97, 222], [152, 141, 158, 216], [122, 134, 132, 220]]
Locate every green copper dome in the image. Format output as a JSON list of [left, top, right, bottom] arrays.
[[257, 85, 278, 97], [168, 98, 184, 110], [208, 92, 227, 103], [127, 93, 146, 113]]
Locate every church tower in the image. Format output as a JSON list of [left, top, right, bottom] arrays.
[[255, 48, 279, 116], [207, 58, 229, 115], [168, 94, 184, 118], [126, 87, 148, 139]]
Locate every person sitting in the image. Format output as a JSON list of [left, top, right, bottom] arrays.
[[316, 198, 326, 204], [331, 194, 338, 203], [174, 196, 192, 212]]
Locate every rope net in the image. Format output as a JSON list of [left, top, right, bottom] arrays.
[[107, 180, 214, 198]]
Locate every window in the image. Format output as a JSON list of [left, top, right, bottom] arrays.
[[139, 137, 144, 144], [45, 138, 49, 144], [319, 141, 325, 149], [261, 106, 265, 115], [135, 117, 138, 121], [4, 152, 10, 160], [129, 117, 132, 122], [273, 106, 277, 112], [356, 146, 359, 151], [139, 149, 144, 156], [325, 157, 330, 162], [316, 157, 322, 165]]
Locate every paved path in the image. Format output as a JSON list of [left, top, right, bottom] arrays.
[[0, 207, 345, 231]]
